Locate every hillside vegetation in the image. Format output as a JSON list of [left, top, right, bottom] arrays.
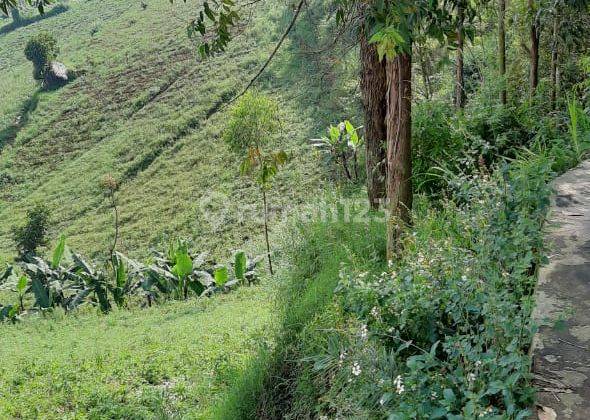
[[1, 0, 589, 418], [0, 0, 332, 262]]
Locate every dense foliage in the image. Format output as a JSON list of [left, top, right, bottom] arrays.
[[0, 238, 260, 322], [11, 203, 50, 259], [24, 31, 58, 79]]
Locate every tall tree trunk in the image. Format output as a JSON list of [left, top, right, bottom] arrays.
[[455, 1, 466, 108], [360, 28, 387, 210], [550, 10, 559, 110], [529, 0, 540, 96], [386, 51, 412, 260], [499, 0, 507, 105]]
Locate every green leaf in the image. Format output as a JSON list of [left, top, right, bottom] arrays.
[[234, 251, 247, 280], [16, 276, 28, 294], [51, 235, 66, 269], [214, 266, 229, 286], [116, 258, 127, 288], [172, 245, 193, 279], [31, 277, 51, 308], [443, 388, 455, 403]]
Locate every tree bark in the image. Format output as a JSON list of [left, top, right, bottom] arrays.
[[455, 1, 466, 108], [529, 0, 540, 96], [386, 51, 412, 260], [499, 0, 507, 105], [360, 28, 387, 210], [550, 10, 559, 109]]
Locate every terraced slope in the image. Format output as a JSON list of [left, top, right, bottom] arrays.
[[0, 0, 328, 262]]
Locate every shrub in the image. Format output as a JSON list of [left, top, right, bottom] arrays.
[[308, 153, 553, 418], [12, 203, 51, 259], [24, 32, 59, 80]]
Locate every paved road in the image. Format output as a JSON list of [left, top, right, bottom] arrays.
[[532, 161, 590, 419]]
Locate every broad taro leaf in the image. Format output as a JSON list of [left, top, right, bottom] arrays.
[[214, 266, 229, 286], [234, 251, 247, 281], [172, 245, 193, 279]]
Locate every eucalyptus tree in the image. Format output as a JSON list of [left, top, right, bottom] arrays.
[[182, 0, 487, 258]]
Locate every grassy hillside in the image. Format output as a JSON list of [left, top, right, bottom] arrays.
[[0, 0, 339, 263], [0, 2, 354, 417], [0, 285, 275, 418]]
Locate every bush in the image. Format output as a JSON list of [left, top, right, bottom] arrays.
[[12, 203, 51, 259], [24, 32, 58, 80], [223, 91, 281, 153], [308, 153, 553, 418]]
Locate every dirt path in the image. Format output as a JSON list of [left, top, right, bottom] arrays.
[[532, 161, 590, 419]]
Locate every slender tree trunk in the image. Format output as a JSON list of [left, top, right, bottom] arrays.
[[499, 0, 507, 105], [529, 0, 540, 96], [360, 27, 388, 210], [262, 188, 273, 275], [417, 44, 432, 100], [386, 51, 413, 260], [550, 10, 559, 109], [455, 1, 466, 108]]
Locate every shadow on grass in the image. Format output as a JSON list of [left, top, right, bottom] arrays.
[[0, 90, 41, 151], [0, 5, 69, 36]]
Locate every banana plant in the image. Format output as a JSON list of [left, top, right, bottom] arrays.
[[108, 253, 140, 309]]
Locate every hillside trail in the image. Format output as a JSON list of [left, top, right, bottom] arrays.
[[532, 160, 590, 419]]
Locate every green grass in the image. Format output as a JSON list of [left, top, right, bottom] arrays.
[[0, 0, 335, 263], [0, 2, 357, 418], [214, 206, 387, 419], [0, 283, 275, 419]]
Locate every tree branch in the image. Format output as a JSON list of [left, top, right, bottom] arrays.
[[228, 0, 306, 105]]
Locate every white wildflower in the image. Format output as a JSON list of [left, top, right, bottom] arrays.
[[360, 324, 368, 340], [468, 372, 477, 383], [370, 306, 380, 318], [352, 362, 362, 376], [394, 375, 404, 394]]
